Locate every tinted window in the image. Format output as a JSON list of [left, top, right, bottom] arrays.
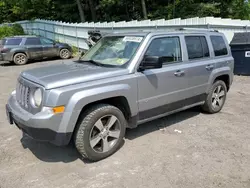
[[41, 38, 54, 44], [185, 36, 210, 59], [5, 38, 22, 45], [201, 37, 209, 57], [210, 36, 228, 56], [25, 38, 41, 45], [145, 37, 182, 63]]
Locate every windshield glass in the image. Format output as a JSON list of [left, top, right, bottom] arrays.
[[81, 36, 143, 67]]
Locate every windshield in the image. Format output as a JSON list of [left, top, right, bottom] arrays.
[[81, 36, 143, 67]]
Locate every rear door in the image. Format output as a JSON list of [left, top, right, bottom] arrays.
[[183, 35, 214, 99], [24, 38, 43, 59], [40, 37, 57, 57]]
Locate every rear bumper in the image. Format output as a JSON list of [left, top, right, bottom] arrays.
[[6, 94, 72, 146], [0, 53, 12, 61]]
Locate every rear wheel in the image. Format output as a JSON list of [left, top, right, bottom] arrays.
[[59, 48, 71, 59], [202, 80, 227, 114], [74, 104, 126, 161], [13, 53, 28, 65]]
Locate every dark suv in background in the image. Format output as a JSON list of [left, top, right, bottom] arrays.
[[0, 36, 72, 65]]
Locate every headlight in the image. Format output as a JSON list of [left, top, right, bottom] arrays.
[[33, 88, 42, 107]]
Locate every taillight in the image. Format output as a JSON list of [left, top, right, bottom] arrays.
[[0, 48, 8, 53]]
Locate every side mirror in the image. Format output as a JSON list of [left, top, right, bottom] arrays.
[[139, 56, 163, 71]]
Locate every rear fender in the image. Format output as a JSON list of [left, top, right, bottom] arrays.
[[207, 66, 231, 93], [11, 49, 29, 60]]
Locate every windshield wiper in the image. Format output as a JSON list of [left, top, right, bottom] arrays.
[[80, 59, 103, 67]]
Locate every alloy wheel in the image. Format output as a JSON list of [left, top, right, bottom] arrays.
[[60, 49, 69, 59], [212, 85, 226, 109], [89, 115, 121, 153], [16, 54, 26, 64]]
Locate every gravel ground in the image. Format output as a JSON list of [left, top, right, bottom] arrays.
[[0, 59, 250, 188]]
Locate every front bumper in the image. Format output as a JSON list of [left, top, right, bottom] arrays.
[[6, 94, 72, 146]]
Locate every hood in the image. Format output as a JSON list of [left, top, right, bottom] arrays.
[[21, 60, 129, 89]]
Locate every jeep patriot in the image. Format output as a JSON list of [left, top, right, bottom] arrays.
[[6, 30, 234, 161]]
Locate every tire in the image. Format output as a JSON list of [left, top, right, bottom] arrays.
[[59, 48, 71, 59], [202, 80, 227, 114], [74, 104, 127, 161], [13, 53, 28, 65]]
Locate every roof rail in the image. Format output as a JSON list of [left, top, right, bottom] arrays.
[[178, 28, 219, 32]]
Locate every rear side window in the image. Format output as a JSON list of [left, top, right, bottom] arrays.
[[25, 38, 41, 45], [5, 38, 22, 45], [185, 36, 210, 60], [210, 36, 228, 56]]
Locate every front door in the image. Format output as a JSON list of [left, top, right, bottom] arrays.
[[40, 38, 57, 57], [137, 36, 190, 121]]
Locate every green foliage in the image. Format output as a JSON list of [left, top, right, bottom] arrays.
[[0, 24, 24, 39], [11, 24, 24, 35], [71, 45, 80, 57], [0, 0, 250, 23]]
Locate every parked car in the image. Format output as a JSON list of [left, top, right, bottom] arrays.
[[0, 36, 72, 65], [6, 29, 234, 161]]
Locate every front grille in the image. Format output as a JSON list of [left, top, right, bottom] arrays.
[[16, 81, 30, 109]]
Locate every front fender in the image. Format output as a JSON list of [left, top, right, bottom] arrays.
[[58, 84, 136, 133]]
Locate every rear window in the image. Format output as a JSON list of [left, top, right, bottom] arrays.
[[25, 38, 41, 45], [5, 38, 22, 45], [210, 36, 228, 56]]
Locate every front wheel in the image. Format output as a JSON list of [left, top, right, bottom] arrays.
[[74, 104, 127, 161], [59, 48, 71, 59], [202, 80, 227, 114]]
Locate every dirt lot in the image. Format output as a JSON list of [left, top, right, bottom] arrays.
[[0, 59, 250, 188]]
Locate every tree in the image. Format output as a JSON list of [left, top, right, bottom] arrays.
[[1, 0, 250, 23], [76, 0, 85, 22], [141, 0, 148, 19], [88, 0, 96, 22]]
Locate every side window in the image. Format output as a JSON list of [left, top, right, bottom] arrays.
[[210, 36, 228, 56], [25, 38, 41, 45], [185, 36, 210, 60], [41, 38, 54, 45], [200, 37, 209, 57], [5, 38, 22, 45], [145, 37, 182, 64]]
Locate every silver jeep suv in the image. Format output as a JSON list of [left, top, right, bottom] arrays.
[[6, 30, 234, 161]]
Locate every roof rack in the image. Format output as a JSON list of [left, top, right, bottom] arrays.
[[13, 35, 36, 38], [178, 28, 219, 32]]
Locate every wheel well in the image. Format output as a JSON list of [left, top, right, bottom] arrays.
[[12, 52, 28, 60], [214, 74, 230, 91], [77, 96, 131, 122]]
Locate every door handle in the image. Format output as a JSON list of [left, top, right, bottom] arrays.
[[206, 64, 214, 71], [174, 70, 185, 77]]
